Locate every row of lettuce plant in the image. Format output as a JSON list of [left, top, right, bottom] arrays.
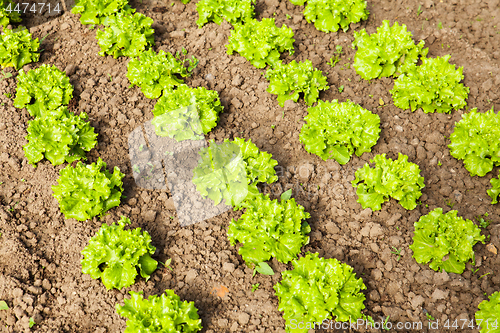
[[3, 0, 499, 330]]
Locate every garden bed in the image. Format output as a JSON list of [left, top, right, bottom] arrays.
[[0, 0, 499, 332]]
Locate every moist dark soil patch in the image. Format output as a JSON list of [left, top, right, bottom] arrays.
[[0, 0, 499, 332]]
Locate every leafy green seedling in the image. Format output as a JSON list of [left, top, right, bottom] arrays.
[[253, 262, 274, 277], [0, 301, 8, 310], [426, 313, 435, 321], [29, 317, 35, 328], [438, 160, 442, 166], [476, 214, 491, 228], [391, 246, 402, 261], [286, 14, 291, 19], [383, 316, 390, 330], [472, 267, 480, 275], [1, 70, 12, 80], [417, 5, 423, 16], [338, 85, 344, 93], [445, 199, 455, 208], [251, 283, 260, 292]]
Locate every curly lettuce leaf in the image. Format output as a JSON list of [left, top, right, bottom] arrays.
[[24, 107, 97, 166], [448, 107, 500, 177], [274, 252, 366, 333], [228, 193, 310, 266], [352, 20, 428, 80], [391, 55, 469, 113], [0, 27, 40, 70], [351, 153, 425, 211], [299, 99, 380, 163], [0, 0, 21, 28], [71, 0, 133, 25], [152, 105, 205, 142], [96, 11, 154, 58], [410, 208, 485, 274], [476, 292, 500, 333], [227, 18, 295, 69], [152, 84, 223, 138], [488, 172, 500, 205], [14, 64, 74, 117], [294, 0, 369, 33], [265, 60, 329, 107], [192, 138, 278, 207], [196, 0, 255, 28], [81, 216, 157, 290], [127, 49, 189, 99], [52, 157, 125, 221], [117, 290, 202, 333]]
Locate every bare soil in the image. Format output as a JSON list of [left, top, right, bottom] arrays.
[[0, 0, 500, 332]]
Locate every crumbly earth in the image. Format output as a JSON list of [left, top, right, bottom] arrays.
[[0, 0, 500, 332]]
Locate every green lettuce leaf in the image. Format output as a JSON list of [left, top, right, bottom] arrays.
[[96, 11, 154, 58], [52, 157, 125, 221], [0, 27, 40, 70], [291, 0, 369, 33], [409, 208, 485, 274], [488, 172, 500, 205], [14, 64, 74, 117], [299, 99, 380, 163], [0, 0, 21, 28], [23, 107, 97, 166], [352, 20, 428, 80], [391, 55, 469, 113], [448, 107, 500, 177], [274, 252, 366, 332], [196, 0, 255, 28], [228, 192, 311, 266], [192, 138, 278, 207], [151, 84, 223, 140], [265, 60, 329, 107], [475, 291, 500, 333], [351, 153, 425, 211], [116, 290, 202, 333], [227, 18, 295, 69], [71, 0, 133, 25], [81, 216, 157, 290], [126, 48, 189, 99]]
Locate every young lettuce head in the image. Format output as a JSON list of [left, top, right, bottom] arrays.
[[81, 216, 158, 290], [274, 252, 367, 333]]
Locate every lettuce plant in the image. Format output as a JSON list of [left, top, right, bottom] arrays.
[[488, 172, 500, 205], [96, 11, 154, 58], [227, 18, 295, 69], [410, 208, 485, 274], [265, 60, 329, 107], [24, 107, 97, 166], [81, 216, 157, 290], [196, 0, 255, 28], [127, 49, 190, 99], [289, 0, 369, 33], [351, 153, 425, 211], [14, 64, 74, 117], [475, 292, 500, 333], [71, 0, 133, 25], [448, 107, 500, 177], [274, 252, 367, 332], [299, 99, 380, 164], [116, 290, 203, 333], [151, 84, 223, 141], [192, 138, 278, 207], [352, 20, 428, 80], [52, 157, 125, 221], [0, 0, 21, 28], [391, 55, 469, 113], [228, 192, 310, 266], [0, 27, 40, 70]]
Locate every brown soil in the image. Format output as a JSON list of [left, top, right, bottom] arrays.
[[1, 0, 500, 332]]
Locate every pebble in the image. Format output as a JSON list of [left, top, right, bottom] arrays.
[[486, 244, 497, 255], [65, 64, 77, 76]]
